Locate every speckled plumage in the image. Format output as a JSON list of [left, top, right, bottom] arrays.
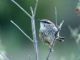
[[39, 19, 58, 48]]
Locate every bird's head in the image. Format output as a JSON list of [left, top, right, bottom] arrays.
[[40, 19, 55, 29]]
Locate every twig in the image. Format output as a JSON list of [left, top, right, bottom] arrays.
[[10, 20, 33, 42], [30, 0, 39, 60], [46, 39, 55, 60], [55, 6, 58, 27], [34, 0, 38, 16], [46, 48, 52, 60], [30, 6, 34, 16], [11, 0, 39, 60], [11, 0, 32, 18], [31, 17, 39, 60], [58, 20, 64, 30]]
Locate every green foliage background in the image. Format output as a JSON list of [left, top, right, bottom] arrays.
[[0, 0, 80, 60]]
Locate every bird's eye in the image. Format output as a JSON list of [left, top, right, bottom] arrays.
[[41, 21, 51, 24]]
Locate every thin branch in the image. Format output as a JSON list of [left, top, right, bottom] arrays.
[[46, 48, 52, 60], [34, 0, 38, 16], [30, 0, 39, 59], [58, 20, 64, 30], [10, 20, 33, 42], [30, 6, 34, 16], [55, 7, 57, 26], [46, 38, 56, 60], [30, 0, 39, 60], [11, 0, 39, 60], [31, 17, 39, 60], [11, 0, 32, 18]]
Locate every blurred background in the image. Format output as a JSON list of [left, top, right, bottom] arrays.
[[0, 0, 80, 60]]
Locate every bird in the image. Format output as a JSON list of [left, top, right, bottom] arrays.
[[39, 19, 64, 48]]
